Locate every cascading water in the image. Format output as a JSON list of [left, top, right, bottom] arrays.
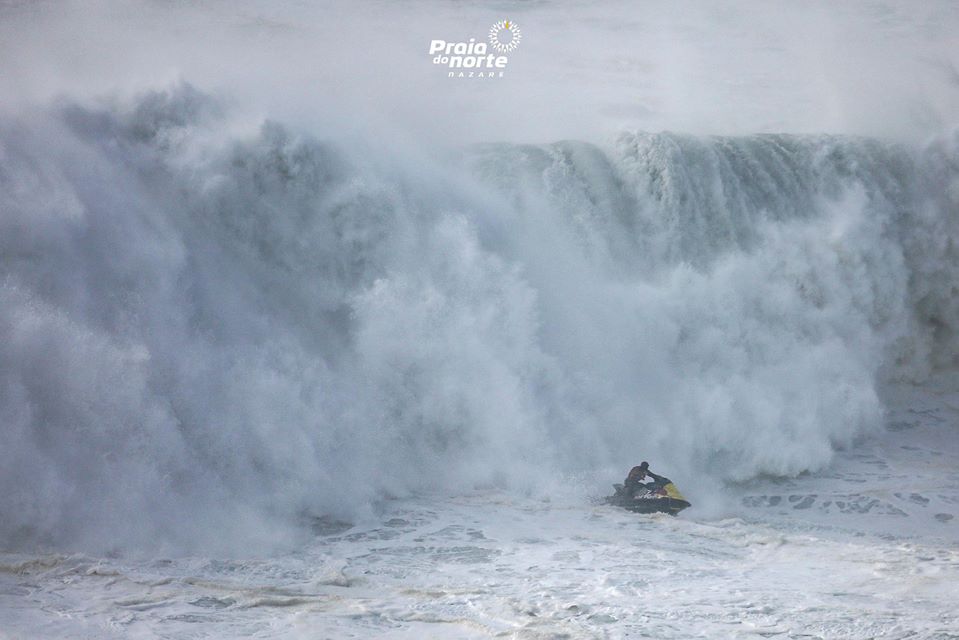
[[2, 86, 957, 554]]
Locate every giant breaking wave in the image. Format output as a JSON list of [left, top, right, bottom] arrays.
[[2, 86, 957, 552]]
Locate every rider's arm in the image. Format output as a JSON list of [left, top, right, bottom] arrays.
[[646, 470, 669, 485]]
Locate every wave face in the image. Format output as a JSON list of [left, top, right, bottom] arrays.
[[1, 86, 958, 552]]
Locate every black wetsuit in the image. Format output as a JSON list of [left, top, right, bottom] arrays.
[[624, 466, 647, 495]]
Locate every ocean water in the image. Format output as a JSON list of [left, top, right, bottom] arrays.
[[1, 1, 958, 638], [1, 380, 957, 639]]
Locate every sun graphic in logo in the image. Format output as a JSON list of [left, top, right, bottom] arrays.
[[488, 20, 522, 53]]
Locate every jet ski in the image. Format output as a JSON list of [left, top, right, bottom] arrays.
[[606, 483, 691, 515]]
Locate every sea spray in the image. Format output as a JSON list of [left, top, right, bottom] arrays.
[[1, 86, 957, 552]]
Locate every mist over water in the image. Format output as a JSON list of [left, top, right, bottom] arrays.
[[1, 86, 957, 553], [1, 1, 959, 555], [3, 1, 959, 141]]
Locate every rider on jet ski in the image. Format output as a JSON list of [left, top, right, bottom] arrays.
[[624, 461, 673, 497], [610, 461, 691, 514], [611, 461, 691, 514]]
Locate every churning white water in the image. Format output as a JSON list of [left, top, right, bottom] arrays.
[[1, 1, 958, 638]]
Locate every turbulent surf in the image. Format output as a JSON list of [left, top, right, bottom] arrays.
[[2, 1, 959, 636], [1, 86, 957, 552]]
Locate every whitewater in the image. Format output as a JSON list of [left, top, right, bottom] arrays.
[[1, 1, 958, 638]]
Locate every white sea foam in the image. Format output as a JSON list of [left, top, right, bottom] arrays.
[[2, 383, 957, 639], [1, 2, 959, 636], [1, 85, 957, 554]]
